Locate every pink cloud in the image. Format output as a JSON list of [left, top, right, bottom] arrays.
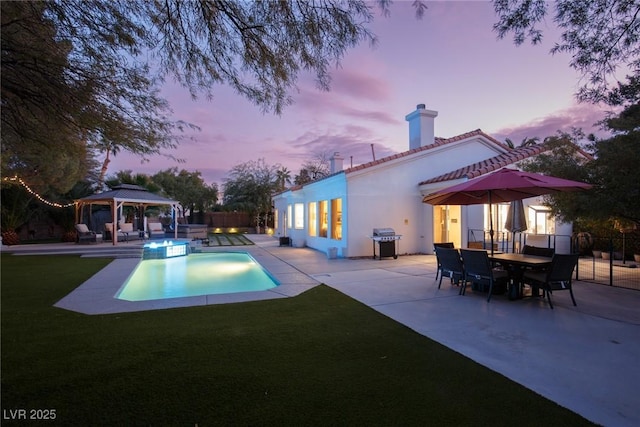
[[491, 103, 613, 143]]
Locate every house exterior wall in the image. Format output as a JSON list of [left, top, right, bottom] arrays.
[[272, 105, 581, 258], [273, 173, 348, 256], [274, 135, 511, 258]]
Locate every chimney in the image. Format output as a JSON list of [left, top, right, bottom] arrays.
[[330, 152, 344, 173], [405, 103, 438, 150]]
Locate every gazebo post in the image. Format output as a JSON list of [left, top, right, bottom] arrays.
[[111, 201, 118, 246]]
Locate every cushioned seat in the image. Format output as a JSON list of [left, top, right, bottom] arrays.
[[435, 247, 465, 289], [148, 222, 164, 239], [522, 254, 579, 309], [459, 249, 510, 302], [75, 224, 96, 244]]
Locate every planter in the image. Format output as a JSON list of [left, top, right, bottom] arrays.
[[601, 252, 611, 260], [278, 236, 291, 247], [634, 254, 640, 263], [591, 250, 602, 258]]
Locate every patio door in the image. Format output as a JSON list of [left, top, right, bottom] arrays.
[[433, 205, 461, 247]]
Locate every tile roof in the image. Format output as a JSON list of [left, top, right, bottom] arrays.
[[77, 185, 177, 204], [273, 129, 555, 195], [343, 129, 504, 173], [272, 129, 503, 196], [417, 144, 550, 185]]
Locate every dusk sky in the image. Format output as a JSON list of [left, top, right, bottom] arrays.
[[109, 1, 612, 187]]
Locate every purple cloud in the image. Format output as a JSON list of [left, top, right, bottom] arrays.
[[492, 103, 613, 143]]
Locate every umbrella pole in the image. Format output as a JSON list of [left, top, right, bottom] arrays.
[[489, 192, 494, 255]]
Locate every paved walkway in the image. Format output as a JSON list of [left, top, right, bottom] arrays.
[[3, 236, 640, 427]]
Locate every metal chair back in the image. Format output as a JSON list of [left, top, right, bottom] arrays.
[[435, 247, 464, 289], [459, 249, 509, 302]]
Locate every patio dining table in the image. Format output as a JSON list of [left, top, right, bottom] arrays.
[[488, 253, 553, 300]]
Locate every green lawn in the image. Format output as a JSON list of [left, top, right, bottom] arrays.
[[1, 254, 595, 426]]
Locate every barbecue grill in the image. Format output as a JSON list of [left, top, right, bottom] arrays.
[[370, 228, 401, 259]]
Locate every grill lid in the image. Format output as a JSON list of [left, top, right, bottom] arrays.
[[373, 227, 395, 236]]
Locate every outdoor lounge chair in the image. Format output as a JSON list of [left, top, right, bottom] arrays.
[[434, 242, 455, 281], [522, 253, 579, 309], [148, 222, 164, 239], [118, 222, 136, 241], [459, 249, 510, 302], [75, 224, 96, 244], [435, 247, 465, 289]]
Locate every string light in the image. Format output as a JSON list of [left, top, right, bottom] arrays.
[[1, 176, 74, 208]]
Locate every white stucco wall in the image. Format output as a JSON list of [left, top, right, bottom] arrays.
[[273, 136, 513, 258], [273, 173, 348, 257]]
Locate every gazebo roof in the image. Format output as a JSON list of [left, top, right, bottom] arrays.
[[76, 184, 178, 206]]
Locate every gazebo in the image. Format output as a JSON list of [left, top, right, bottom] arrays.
[[75, 184, 179, 245]]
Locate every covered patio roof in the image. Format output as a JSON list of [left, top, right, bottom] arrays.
[[75, 184, 179, 245]]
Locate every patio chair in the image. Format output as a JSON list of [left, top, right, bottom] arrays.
[[522, 253, 579, 309], [148, 222, 164, 239], [434, 243, 454, 280], [435, 247, 465, 289], [434, 242, 455, 281], [103, 223, 114, 241], [459, 249, 510, 302], [522, 245, 555, 257], [118, 222, 135, 241], [74, 224, 96, 244], [520, 245, 555, 296]]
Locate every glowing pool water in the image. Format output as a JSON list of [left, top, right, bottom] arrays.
[[116, 252, 278, 301]]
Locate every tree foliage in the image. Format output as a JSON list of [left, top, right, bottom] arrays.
[[492, 0, 640, 104], [151, 169, 219, 221], [1, 1, 188, 194], [522, 107, 640, 227], [520, 132, 595, 223], [294, 152, 331, 185], [105, 171, 163, 195], [2, 0, 426, 198], [1, 2, 93, 193], [589, 104, 640, 226], [223, 159, 281, 226]]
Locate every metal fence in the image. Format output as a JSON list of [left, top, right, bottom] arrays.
[[468, 230, 640, 291], [576, 236, 640, 291]]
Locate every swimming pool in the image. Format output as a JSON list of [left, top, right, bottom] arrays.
[[116, 252, 279, 301]]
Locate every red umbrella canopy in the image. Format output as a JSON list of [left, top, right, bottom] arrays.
[[422, 168, 592, 206]]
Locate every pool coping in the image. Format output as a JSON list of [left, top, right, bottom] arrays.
[[54, 245, 320, 315]]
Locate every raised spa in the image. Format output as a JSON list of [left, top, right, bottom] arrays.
[[117, 248, 279, 301]]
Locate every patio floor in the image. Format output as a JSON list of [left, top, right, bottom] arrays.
[[3, 235, 639, 427]]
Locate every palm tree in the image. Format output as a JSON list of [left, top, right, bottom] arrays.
[[504, 136, 540, 149], [276, 167, 292, 191]]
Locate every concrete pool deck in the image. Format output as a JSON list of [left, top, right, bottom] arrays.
[[3, 235, 640, 427]]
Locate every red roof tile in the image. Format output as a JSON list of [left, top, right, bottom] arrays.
[[343, 129, 505, 174], [417, 145, 549, 185]]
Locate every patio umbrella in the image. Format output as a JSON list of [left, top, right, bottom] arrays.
[[505, 199, 527, 253], [423, 168, 592, 254], [504, 200, 527, 233]]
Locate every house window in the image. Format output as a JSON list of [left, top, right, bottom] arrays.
[[294, 203, 304, 229], [319, 200, 328, 238], [331, 198, 342, 240], [308, 202, 317, 236], [287, 204, 292, 229], [529, 205, 555, 234]]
